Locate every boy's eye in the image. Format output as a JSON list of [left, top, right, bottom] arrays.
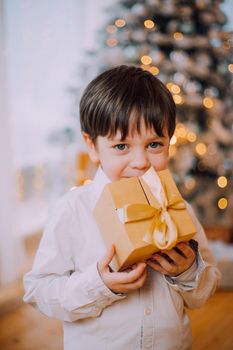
[[148, 142, 162, 149], [114, 144, 127, 151]]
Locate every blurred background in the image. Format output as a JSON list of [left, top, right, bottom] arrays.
[[0, 0, 233, 349]]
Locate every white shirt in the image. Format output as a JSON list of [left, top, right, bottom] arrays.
[[23, 167, 221, 350]]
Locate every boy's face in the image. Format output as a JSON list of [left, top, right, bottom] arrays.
[[83, 120, 170, 181]]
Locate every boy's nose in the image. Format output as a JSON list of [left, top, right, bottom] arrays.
[[130, 150, 150, 170]]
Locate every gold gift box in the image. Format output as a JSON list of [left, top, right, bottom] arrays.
[[93, 169, 196, 271]]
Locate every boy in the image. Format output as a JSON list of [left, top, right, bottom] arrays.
[[24, 65, 220, 350]]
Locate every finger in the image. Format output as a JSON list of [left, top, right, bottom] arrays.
[[113, 262, 147, 284], [163, 249, 185, 265], [176, 242, 195, 258], [151, 251, 176, 264], [147, 260, 168, 274], [120, 269, 148, 291], [151, 254, 177, 274], [98, 245, 115, 271]]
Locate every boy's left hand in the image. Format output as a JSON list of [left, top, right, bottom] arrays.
[[146, 242, 196, 277]]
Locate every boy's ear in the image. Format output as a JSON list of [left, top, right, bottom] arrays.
[[82, 132, 99, 163]]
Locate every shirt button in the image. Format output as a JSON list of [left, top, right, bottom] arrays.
[[145, 307, 151, 315]]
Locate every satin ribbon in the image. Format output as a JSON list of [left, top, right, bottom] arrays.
[[121, 192, 186, 250]]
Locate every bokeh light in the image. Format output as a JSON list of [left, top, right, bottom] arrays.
[[203, 97, 214, 109], [144, 19, 155, 29], [115, 18, 126, 27], [141, 55, 152, 65], [173, 32, 184, 41], [196, 143, 207, 155], [149, 66, 159, 75], [218, 197, 228, 209], [217, 176, 228, 188], [106, 38, 118, 46]]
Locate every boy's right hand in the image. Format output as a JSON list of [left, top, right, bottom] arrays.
[[97, 245, 147, 294]]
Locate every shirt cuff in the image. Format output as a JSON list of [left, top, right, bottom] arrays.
[[164, 251, 206, 291], [85, 264, 125, 304], [64, 263, 125, 313], [82, 262, 125, 302]]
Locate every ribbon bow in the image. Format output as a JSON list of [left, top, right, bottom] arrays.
[[121, 194, 186, 250]]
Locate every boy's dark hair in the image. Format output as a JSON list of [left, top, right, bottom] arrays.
[[79, 65, 176, 141]]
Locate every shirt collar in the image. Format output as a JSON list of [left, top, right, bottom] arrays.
[[91, 166, 112, 202], [90, 166, 158, 202]]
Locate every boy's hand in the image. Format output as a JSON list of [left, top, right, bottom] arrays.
[[146, 242, 196, 277], [97, 245, 147, 294]]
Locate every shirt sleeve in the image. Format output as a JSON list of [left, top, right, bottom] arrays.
[[164, 251, 205, 290], [164, 202, 221, 309], [23, 196, 125, 322]]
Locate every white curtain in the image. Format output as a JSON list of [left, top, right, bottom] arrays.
[[0, 0, 115, 286], [0, 0, 25, 286]]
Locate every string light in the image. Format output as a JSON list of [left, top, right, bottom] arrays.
[[149, 66, 159, 75], [217, 176, 228, 188], [218, 197, 228, 210], [141, 55, 152, 65], [166, 82, 173, 90], [173, 94, 183, 104], [170, 84, 181, 94], [141, 64, 151, 71], [176, 122, 185, 128], [187, 131, 197, 142], [175, 123, 187, 138], [203, 97, 214, 109], [166, 82, 181, 95], [173, 32, 184, 41], [106, 25, 117, 34], [228, 64, 233, 73], [144, 19, 155, 29], [196, 142, 207, 155], [106, 38, 118, 47], [115, 18, 126, 28]]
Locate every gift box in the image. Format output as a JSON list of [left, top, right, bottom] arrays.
[[93, 168, 196, 271]]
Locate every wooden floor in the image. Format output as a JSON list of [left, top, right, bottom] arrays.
[[188, 290, 233, 350], [1, 232, 232, 349], [0, 289, 233, 350]]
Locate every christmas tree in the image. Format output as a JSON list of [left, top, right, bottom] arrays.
[[83, 0, 233, 228]]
